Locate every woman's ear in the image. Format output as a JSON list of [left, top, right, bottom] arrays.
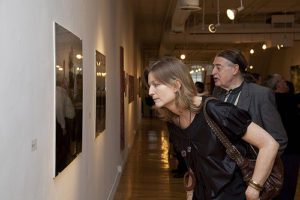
[[173, 79, 182, 92]]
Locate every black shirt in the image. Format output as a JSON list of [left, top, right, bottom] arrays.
[[167, 98, 252, 199]]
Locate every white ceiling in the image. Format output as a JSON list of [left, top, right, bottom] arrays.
[[133, 0, 300, 62]]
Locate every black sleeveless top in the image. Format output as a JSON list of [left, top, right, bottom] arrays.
[[167, 98, 252, 200]]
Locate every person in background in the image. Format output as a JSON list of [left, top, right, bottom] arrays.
[[251, 73, 263, 85], [195, 81, 209, 96], [243, 72, 257, 84], [212, 49, 287, 154], [145, 94, 155, 118], [284, 80, 294, 94], [144, 57, 279, 200], [195, 81, 205, 94], [243, 72, 262, 85], [265, 74, 300, 200]]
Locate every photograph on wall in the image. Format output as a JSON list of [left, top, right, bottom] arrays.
[[55, 23, 83, 176], [95, 50, 106, 137], [138, 77, 141, 97], [125, 72, 128, 97], [290, 65, 300, 92], [120, 46, 125, 150], [128, 75, 134, 103]]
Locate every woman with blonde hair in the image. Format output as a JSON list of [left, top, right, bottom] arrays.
[[143, 57, 279, 200]]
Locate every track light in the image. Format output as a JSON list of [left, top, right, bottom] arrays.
[[208, 0, 220, 33], [180, 54, 186, 60], [277, 45, 281, 50], [208, 23, 219, 33], [227, 0, 244, 20]]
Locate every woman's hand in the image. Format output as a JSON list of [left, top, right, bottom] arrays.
[[245, 186, 260, 200]]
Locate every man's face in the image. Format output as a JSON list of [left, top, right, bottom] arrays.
[[276, 79, 289, 93], [212, 56, 237, 90]]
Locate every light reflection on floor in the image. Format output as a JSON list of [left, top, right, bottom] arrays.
[[114, 118, 186, 199]]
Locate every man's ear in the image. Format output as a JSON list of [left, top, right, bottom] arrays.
[[232, 64, 240, 75]]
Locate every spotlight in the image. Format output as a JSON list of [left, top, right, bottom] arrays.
[[277, 45, 280, 50], [250, 49, 254, 54], [180, 54, 186, 60], [226, 0, 244, 20], [208, 23, 220, 33], [262, 43, 267, 50], [208, 24, 217, 33], [226, 9, 236, 20]]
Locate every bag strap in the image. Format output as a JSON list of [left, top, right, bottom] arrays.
[[203, 97, 245, 167]]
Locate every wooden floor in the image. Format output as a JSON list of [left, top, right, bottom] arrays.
[[114, 118, 300, 200]]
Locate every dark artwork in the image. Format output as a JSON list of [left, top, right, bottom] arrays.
[[55, 23, 83, 176], [95, 50, 106, 137], [138, 77, 141, 97], [290, 65, 300, 92], [128, 75, 134, 103], [120, 46, 125, 150]]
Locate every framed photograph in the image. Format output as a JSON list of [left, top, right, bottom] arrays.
[[128, 75, 134, 103], [55, 23, 83, 176], [95, 50, 106, 137], [138, 77, 141, 97], [120, 46, 125, 150], [290, 65, 300, 92]]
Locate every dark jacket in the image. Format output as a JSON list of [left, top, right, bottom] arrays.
[[213, 81, 288, 154]]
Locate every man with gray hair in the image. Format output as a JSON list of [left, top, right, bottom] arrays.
[[212, 49, 287, 154]]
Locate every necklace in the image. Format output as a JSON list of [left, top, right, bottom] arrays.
[[178, 110, 192, 129], [177, 110, 196, 191]]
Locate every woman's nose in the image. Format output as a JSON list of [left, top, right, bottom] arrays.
[[148, 85, 154, 96]]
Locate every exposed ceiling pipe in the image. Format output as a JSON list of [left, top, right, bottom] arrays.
[[179, 0, 201, 10], [208, 0, 220, 33], [160, 0, 200, 56], [188, 23, 300, 34], [201, 0, 205, 30], [171, 1, 193, 33]]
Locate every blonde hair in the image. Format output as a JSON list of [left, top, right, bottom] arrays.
[[143, 57, 200, 122]]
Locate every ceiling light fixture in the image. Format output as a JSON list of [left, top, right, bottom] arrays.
[[262, 43, 267, 50], [208, 24, 217, 33], [227, 0, 244, 20], [180, 54, 186, 60], [250, 49, 254, 54], [180, 0, 201, 10], [277, 45, 281, 50], [208, 0, 220, 33]]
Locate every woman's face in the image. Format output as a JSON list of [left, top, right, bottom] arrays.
[[147, 72, 177, 109]]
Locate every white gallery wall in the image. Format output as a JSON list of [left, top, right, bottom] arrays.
[[268, 41, 300, 79], [0, 0, 140, 200], [247, 41, 300, 80]]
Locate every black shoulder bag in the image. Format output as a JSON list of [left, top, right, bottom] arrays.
[[203, 97, 284, 200]]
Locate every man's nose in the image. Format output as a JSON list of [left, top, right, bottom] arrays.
[[211, 67, 217, 75]]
